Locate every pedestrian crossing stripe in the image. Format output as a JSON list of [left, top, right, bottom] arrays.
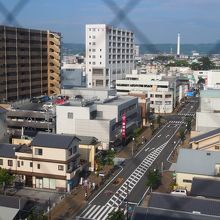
[[80, 204, 121, 220]]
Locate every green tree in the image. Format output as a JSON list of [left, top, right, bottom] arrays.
[[107, 209, 125, 220], [0, 168, 14, 187], [147, 169, 161, 190], [157, 115, 162, 127], [179, 128, 185, 142], [106, 149, 115, 165], [185, 116, 192, 132], [199, 57, 215, 70], [27, 208, 47, 220]]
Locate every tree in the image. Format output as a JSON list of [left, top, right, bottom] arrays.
[[157, 115, 162, 127], [0, 168, 14, 187], [107, 209, 125, 220], [27, 208, 47, 220], [179, 128, 185, 142], [185, 116, 192, 132], [147, 169, 161, 190], [199, 57, 215, 70], [106, 149, 115, 165]]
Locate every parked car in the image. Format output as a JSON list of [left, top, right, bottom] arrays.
[[171, 189, 187, 196]]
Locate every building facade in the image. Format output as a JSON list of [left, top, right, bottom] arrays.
[[0, 133, 81, 191], [196, 90, 220, 133], [0, 25, 61, 101], [56, 95, 139, 150], [86, 24, 134, 88]]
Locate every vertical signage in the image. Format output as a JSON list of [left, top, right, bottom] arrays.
[[121, 113, 126, 139]]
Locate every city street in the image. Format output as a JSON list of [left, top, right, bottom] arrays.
[[77, 98, 199, 220]]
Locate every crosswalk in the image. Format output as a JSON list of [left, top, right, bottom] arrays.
[[79, 143, 168, 220], [177, 113, 195, 117], [168, 121, 186, 124], [79, 204, 124, 220], [107, 142, 167, 207]]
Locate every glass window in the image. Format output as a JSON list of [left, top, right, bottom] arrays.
[[58, 165, 64, 171], [30, 162, 33, 167], [67, 112, 73, 119], [35, 148, 43, 155], [0, 159, 3, 165], [37, 164, 40, 169], [8, 160, 13, 166]]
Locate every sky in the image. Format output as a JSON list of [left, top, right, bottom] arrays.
[[0, 0, 220, 44]]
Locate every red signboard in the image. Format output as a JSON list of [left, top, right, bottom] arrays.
[[121, 113, 126, 139]]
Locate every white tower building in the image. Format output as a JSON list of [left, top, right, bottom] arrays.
[[85, 24, 135, 88], [177, 33, 180, 56]]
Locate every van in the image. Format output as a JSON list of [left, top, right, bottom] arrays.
[[171, 189, 187, 196]]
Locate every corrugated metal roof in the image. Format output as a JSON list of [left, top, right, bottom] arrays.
[[190, 128, 220, 143], [175, 149, 220, 176], [148, 192, 220, 217], [31, 132, 79, 149], [0, 144, 17, 158], [191, 178, 220, 199]]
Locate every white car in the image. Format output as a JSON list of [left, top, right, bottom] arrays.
[[171, 189, 187, 196]]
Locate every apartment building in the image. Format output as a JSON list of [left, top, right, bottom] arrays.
[[56, 94, 139, 150], [86, 24, 134, 88], [0, 25, 61, 101], [116, 73, 176, 113], [196, 90, 220, 133], [0, 107, 7, 140], [0, 133, 81, 191]]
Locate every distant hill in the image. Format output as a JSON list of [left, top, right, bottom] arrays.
[[62, 43, 220, 56]]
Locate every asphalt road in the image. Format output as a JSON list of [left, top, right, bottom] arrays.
[[77, 98, 199, 220]]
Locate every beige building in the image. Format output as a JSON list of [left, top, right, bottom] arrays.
[[175, 149, 220, 191], [0, 133, 81, 192], [77, 136, 99, 172], [190, 128, 220, 151]]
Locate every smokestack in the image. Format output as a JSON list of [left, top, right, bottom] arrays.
[[177, 33, 180, 57]]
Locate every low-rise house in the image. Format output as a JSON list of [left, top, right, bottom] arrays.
[[77, 135, 99, 172], [0, 132, 81, 192], [190, 128, 220, 151], [132, 192, 220, 220], [191, 178, 220, 200], [175, 149, 220, 191]]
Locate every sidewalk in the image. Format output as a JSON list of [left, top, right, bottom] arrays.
[[116, 125, 159, 159], [51, 126, 159, 219]]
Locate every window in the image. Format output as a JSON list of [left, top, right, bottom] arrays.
[[30, 162, 33, 167], [37, 164, 40, 169], [58, 165, 64, 171], [92, 62, 96, 65], [8, 160, 13, 166], [67, 112, 73, 119], [92, 42, 96, 45], [35, 148, 43, 155], [155, 94, 162, 98], [183, 179, 192, 183], [215, 146, 220, 150], [68, 148, 72, 156], [165, 94, 172, 98], [21, 161, 24, 166], [0, 159, 3, 165], [17, 161, 20, 167]]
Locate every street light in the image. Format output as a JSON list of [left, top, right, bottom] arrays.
[[132, 138, 135, 157]]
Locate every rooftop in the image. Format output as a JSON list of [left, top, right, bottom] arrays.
[[175, 149, 220, 176], [31, 132, 80, 149], [0, 143, 17, 158], [200, 90, 220, 98], [191, 178, 220, 199], [190, 128, 220, 143], [77, 136, 98, 145], [0, 106, 7, 114]]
